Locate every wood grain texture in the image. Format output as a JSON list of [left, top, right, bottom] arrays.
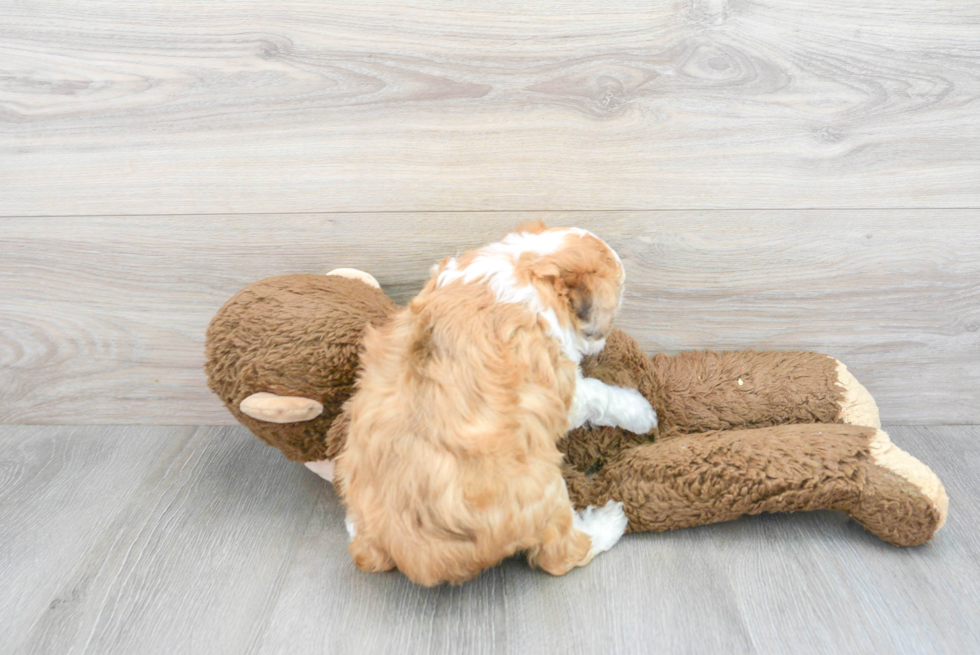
[[3, 425, 979, 654], [0, 426, 185, 654], [2, 425, 325, 655], [2, 211, 978, 425], [2, 0, 979, 215]]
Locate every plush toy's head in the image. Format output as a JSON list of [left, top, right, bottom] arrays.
[[205, 273, 397, 462]]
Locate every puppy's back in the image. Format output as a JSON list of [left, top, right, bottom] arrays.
[[338, 281, 577, 585]]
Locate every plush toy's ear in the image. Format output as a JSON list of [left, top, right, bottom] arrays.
[[325, 268, 381, 289], [240, 392, 323, 423]]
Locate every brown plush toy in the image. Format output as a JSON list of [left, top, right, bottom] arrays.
[[205, 270, 948, 549]]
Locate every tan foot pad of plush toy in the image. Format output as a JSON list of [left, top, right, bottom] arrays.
[[205, 270, 948, 548]]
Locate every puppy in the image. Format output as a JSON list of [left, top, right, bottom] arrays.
[[335, 223, 658, 586]]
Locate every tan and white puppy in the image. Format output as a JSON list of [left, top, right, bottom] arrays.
[[335, 223, 657, 586]]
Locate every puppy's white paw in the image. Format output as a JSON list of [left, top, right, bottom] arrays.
[[615, 388, 658, 434], [573, 500, 629, 556]]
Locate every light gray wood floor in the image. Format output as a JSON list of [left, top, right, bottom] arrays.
[[3, 424, 977, 655]]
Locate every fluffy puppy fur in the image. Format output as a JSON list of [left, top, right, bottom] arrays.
[[335, 223, 657, 586]]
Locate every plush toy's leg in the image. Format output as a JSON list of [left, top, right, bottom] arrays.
[[582, 332, 881, 436], [645, 348, 879, 433], [573, 424, 947, 547], [859, 428, 948, 542]]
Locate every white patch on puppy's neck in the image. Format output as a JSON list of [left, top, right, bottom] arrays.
[[537, 307, 600, 364], [435, 228, 606, 363]]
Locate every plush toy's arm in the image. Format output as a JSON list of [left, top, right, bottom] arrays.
[[646, 350, 880, 435], [581, 330, 879, 437], [569, 423, 947, 547]]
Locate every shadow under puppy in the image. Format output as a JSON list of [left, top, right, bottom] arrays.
[[336, 223, 658, 586]]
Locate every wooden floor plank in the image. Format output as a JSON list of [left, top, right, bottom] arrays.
[[0, 426, 191, 654], [8, 426, 321, 655], [712, 426, 980, 655], [3, 425, 977, 654], [2, 211, 979, 425], [2, 0, 979, 214]]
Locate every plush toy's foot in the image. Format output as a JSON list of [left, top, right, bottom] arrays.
[[325, 268, 381, 289], [834, 359, 881, 428], [841, 429, 948, 546]]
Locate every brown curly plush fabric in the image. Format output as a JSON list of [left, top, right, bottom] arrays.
[[205, 275, 947, 547], [205, 274, 396, 461], [562, 423, 944, 547], [562, 330, 846, 473], [560, 330, 946, 546]]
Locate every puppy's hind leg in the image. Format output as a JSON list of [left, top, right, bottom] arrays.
[[349, 534, 395, 573], [528, 499, 628, 576], [346, 515, 395, 573]]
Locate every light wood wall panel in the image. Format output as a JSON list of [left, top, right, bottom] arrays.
[[2, 0, 979, 215], [1, 211, 978, 424]]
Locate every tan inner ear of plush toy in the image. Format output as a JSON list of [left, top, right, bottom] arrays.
[[326, 268, 381, 289], [240, 392, 324, 423], [869, 429, 949, 529]]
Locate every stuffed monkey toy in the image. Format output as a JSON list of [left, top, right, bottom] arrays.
[[205, 271, 948, 548]]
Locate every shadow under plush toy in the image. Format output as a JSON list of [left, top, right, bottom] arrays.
[[205, 269, 948, 555]]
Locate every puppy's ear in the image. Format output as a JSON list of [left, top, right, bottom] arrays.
[[529, 258, 594, 322], [567, 279, 593, 323], [515, 219, 548, 235], [527, 258, 564, 292]]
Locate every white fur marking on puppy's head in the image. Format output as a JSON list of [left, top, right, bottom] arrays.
[[435, 225, 623, 362]]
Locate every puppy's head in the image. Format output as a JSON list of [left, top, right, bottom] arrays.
[[515, 223, 625, 355]]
